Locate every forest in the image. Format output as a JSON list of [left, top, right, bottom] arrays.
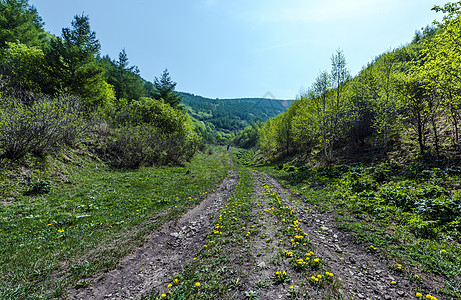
[[181, 92, 291, 144], [0, 0, 200, 168], [255, 3, 461, 164]]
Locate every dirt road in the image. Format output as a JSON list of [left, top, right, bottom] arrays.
[[67, 167, 441, 299]]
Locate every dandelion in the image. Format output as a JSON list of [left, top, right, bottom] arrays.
[[289, 286, 294, 289], [173, 278, 179, 285], [416, 292, 423, 298], [440, 249, 447, 253], [391, 280, 396, 285], [167, 284, 172, 288], [161, 294, 166, 298], [195, 282, 201, 287]]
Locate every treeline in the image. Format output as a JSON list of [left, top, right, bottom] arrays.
[[0, 0, 198, 167], [181, 92, 291, 144], [257, 2, 461, 162]]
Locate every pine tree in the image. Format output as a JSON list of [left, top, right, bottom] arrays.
[[0, 0, 45, 48], [152, 69, 182, 108]]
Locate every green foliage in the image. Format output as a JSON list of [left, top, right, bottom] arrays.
[[104, 125, 197, 168], [0, 149, 227, 299], [258, 5, 461, 161], [44, 14, 111, 108], [152, 69, 182, 108], [233, 122, 262, 149], [182, 92, 292, 143], [24, 180, 51, 196], [0, 0, 45, 48], [0, 94, 86, 160], [100, 50, 147, 101], [0, 41, 45, 92]]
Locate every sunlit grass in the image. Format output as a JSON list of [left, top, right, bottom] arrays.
[[0, 148, 228, 299]]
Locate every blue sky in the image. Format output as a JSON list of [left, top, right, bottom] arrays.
[[29, 0, 442, 99]]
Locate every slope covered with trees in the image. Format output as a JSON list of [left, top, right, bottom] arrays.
[[257, 4, 460, 163], [0, 1, 198, 168], [180, 92, 292, 143]]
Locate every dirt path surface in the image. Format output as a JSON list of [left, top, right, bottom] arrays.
[[258, 171, 442, 300], [67, 170, 239, 300], [67, 166, 442, 299]]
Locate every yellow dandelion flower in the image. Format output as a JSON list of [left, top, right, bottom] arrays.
[[195, 282, 201, 287]]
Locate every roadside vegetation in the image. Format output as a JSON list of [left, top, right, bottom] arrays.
[[0, 147, 228, 299], [256, 160, 461, 298]]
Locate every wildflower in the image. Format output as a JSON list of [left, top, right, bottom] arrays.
[[289, 286, 294, 289], [161, 294, 166, 298], [391, 280, 396, 285], [167, 284, 172, 288], [203, 245, 207, 248], [317, 274, 322, 279], [416, 293, 423, 298], [440, 249, 447, 253], [173, 278, 179, 285], [195, 282, 201, 287]]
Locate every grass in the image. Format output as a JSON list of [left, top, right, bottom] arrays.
[[151, 163, 341, 299], [258, 161, 461, 298], [0, 146, 229, 299], [148, 166, 256, 299]]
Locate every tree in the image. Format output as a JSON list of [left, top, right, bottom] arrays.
[[330, 49, 351, 143], [152, 69, 182, 108], [0, 0, 45, 48], [44, 14, 111, 107], [0, 41, 45, 93], [102, 49, 146, 101], [417, 2, 461, 148], [395, 72, 429, 156]]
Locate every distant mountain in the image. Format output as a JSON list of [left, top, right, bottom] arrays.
[[179, 92, 293, 142]]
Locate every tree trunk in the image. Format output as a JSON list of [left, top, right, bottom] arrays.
[[432, 116, 440, 158]]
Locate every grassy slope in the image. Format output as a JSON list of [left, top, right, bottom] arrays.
[[0, 147, 229, 299]]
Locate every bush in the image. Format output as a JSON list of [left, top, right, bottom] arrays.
[[104, 125, 199, 168], [0, 94, 86, 160]]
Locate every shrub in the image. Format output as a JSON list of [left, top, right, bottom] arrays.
[[0, 94, 86, 160], [104, 125, 199, 168]]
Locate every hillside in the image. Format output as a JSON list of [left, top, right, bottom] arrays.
[[180, 92, 293, 143]]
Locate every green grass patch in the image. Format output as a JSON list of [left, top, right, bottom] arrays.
[[0, 150, 228, 299], [257, 161, 461, 298]]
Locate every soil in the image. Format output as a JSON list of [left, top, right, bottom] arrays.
[[66, 167, 444, 300]]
